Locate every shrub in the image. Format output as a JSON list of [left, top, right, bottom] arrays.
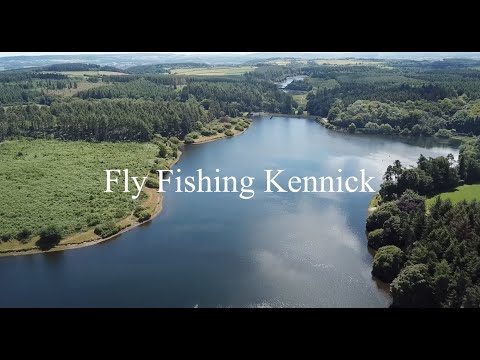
[[234, 124, 244, 131], [187, 132, 200, 139], [347, 123, 356, 133], [136, 210, 151, 223], [146, 178, 159, 189], [434, 129, 452, 138], [225, 130, 234, 137], [133, 206, 146, 218], [94, 222, 120, 239], [151, 163, 170, 176], [391, 264, 433, 307], [16, 228, 32, 242], [372, 245, 405, 282], [366, 202, 399, 232], [0, 232, 13, 242], [184, 136, 194, 144], [367, 228, 385, 250], [224, 123, 232, 129], [200, 128, 216, 136], [158, 143, 168, 158], [87, 215, 101, 227], [169, 136, 180, 144], [114, 209, 127, 219], [37, 225, 62, 249]]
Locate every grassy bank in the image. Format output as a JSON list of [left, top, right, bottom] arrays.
[[426, 184, 480, 209]]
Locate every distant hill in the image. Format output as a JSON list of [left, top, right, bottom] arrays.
[[41, 63, 125, 73], [128, 63, 210, 74]]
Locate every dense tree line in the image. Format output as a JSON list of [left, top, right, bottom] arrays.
[[302, 62, 480, 136], [0, 98, 208, 141], [378, 155, 459, 202], [367, 189, 480, 308], [185, 80, 294, 115], [41, 63, 124, 73], [366, 141, 480, 307]]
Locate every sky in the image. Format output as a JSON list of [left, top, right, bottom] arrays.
[[0, 52, 258, 57]]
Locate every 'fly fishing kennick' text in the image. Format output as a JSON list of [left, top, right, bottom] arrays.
[[105, 169, 376, 200]]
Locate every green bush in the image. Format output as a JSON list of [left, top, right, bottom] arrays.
[[87, 215, 101, 227], [200, 128, 216, 136], [37, 225, 63, 249], [0, 232, 13, 242], [146, 178, 159, 189], [16, 228, 32, 242], [347, 123, 356, 133], [234, 124, 244, 131], [151, 163, 170, 176], [133, 206, 146, 218], [391, 264, 433, 307], [187, 132, 200, 139], [169, 136, 180, 144], [114, 209, 127, 219], [372, 245, 405, 282], [224, 123, 232, 129], [158, 143, 168, 158], [225, 130, 234, 137], [367, 228, 385, 250], [184, 136, 194, 144], [136, 210, 151, 223], [94, 222, 121, 239]]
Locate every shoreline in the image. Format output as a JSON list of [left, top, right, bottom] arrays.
[[191, 126, 250, 145], [0, 127, 249, 258], [317, 118, 469, 145]]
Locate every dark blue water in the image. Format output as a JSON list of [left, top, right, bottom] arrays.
[[0, 116, 458, 307]]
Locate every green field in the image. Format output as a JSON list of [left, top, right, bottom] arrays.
[[170, 66, 256, 76], [426, 184, 480, 208], [0, 140, 157, 248], [293, 94, 307, 108], [46, 80, 105, 96]]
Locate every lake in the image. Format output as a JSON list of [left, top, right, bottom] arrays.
[[276, 76, 307, 89], [0, 116, 459, 307]]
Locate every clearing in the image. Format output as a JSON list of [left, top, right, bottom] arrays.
[[426, 184, 480, 208]]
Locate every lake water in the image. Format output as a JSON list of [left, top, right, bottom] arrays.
[[0, 116, 459, 307], [276, 76, 307, 89]]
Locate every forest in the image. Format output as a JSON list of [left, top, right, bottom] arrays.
[[0, 67, 295, 142], [366, 138, 480, 307]]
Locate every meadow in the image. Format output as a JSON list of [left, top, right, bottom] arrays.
[[426, 184, 480, 208], [45, 80, 105, 96], [0, 140, 158, 250], [292, 94, 307, 108], [170, 66, 256, 76]]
